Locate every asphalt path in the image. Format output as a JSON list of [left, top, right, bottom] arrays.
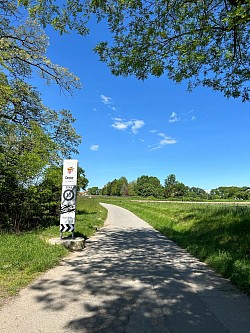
[[0, 203, 249, 333]]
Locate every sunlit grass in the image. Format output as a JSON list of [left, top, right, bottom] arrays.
[[1, 195, 249, 304], [98, 197, 250, 294], [0, 197, 107, 305], [0, 232, 68, 305]]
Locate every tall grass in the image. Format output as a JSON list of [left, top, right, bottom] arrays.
[[0, 196, 107, 305], [99, 197, 250, 294]]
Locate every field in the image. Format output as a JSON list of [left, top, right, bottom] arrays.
[[0, 196, 249, 307], [97, 197, 250, 294], [0, 197, 107, 306]]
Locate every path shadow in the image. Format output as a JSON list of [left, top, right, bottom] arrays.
[[30, 227, 249, 333]]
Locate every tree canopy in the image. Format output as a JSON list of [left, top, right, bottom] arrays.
[[94, 0, 250, 101], [0, 1, 82, 161], [0, 1, 80, 93], [20, 0, 250, 101], [0, 1, 84, 232]]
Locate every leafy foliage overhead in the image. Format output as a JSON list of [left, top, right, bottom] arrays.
[[21, 0, 250, 101], [0, 1, 82, 162], [93, 0, 250, 101], [0, 0, 80, 93]]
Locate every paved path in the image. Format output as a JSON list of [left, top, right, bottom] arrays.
[[0, 203, 250, 333]]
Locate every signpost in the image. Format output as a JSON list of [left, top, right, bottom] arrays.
[[60, 159, 78, 238]]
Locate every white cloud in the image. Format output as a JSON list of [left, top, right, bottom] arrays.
[[101, 94, 112, 105], [100, 94, 119, 112], [112, 118, 132, 131], [90, 145, 99, 151], [158, 133, 177, 145], [112, 118, 145, 134], [149, 146, 163, 151], [131, 120, 145, 134], [149, 133, 177, 151], [169, 112, 180, 123], [169, 110, 197, 122], [160, 138, 177, 145]]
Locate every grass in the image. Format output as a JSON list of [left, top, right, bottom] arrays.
[[0, 196, 107, 305], [97, 197, 250, 294], [0, 233, 68, 302], [1, 195, 249, 304]]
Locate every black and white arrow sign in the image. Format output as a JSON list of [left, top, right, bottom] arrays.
[[60, 224, 75, 233]]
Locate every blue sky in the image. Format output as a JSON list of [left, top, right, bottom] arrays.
[[35, 23, 250, 191]]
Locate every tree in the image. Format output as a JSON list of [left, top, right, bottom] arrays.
[[117, 176, 129, 196], [210, 185, 250, 200], [0, 1, 84, 232], [77, 166, 89, 191], [93, 0, 250, 101], [0, 1, 81, 151], [136, 175, 163, 198], [164, 174, 177, 198], [0, 0, 81, 162], [101, 181, 112, 195], [188, 187, 207, 199], [0, 120, 57, 232], [164, 174, 189, 198], [0, 1, 80, 94], [36, 165, 63, 228], [0, 120, 58, 183], [127, 181, 137, 196], [0, 79, 81, 159], [88, 187, 100, 195], [19, 1, 250, 100], [100, 177, 129, 196], [0, 82, 82, 232], [173, 182, 188, 197]]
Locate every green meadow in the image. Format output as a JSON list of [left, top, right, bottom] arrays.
[[0, 197, 249, 307], [98, 197, 250, 294]]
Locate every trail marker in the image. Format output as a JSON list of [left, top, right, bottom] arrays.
[[60, 159, 78, 238]]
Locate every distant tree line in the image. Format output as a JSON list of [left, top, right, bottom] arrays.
[[88, 174, 250, 201], [210, 186, 250, 200]]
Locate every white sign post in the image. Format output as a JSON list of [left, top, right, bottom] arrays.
[[60, 159, 78, 238]]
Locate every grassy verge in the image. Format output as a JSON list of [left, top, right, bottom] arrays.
[[0, 197, 107, 305], [98, 197, 250, 294], [1, 196, 249, 301]]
